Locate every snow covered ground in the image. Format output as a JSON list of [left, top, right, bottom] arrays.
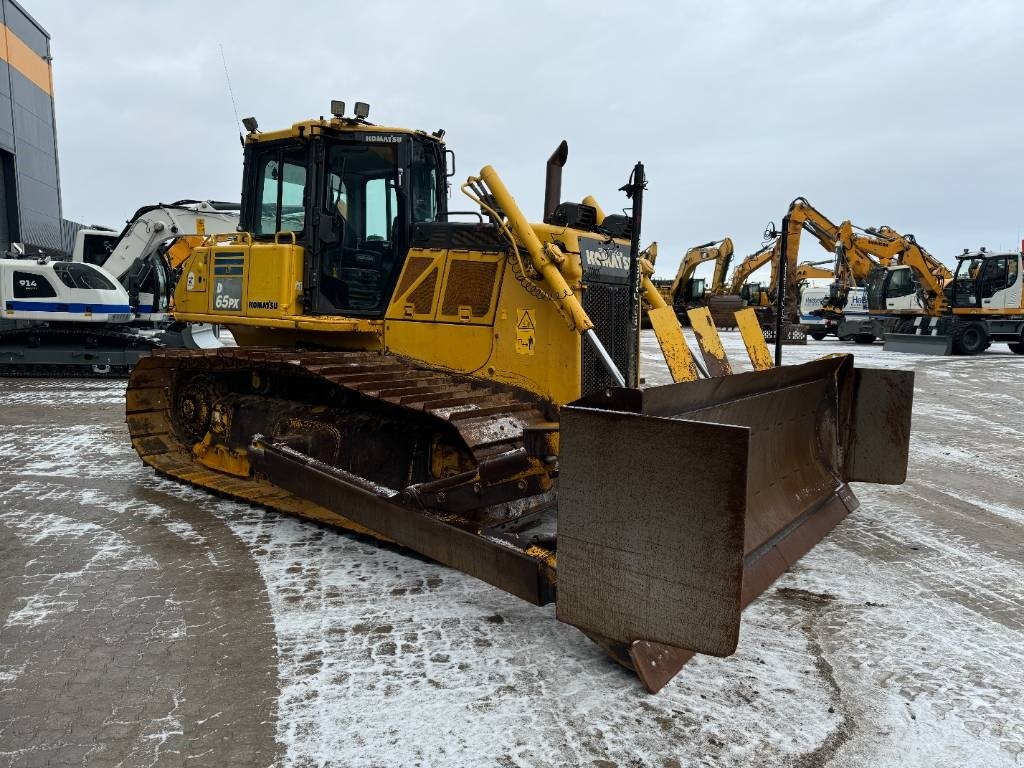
[[1, 332, 1022, 767]]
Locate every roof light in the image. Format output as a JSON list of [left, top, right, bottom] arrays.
[[241, 116, 259, 133], [330, 100, 345, 118], [354, 102, 370, 119]]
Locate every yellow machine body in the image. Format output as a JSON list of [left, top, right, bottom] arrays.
[[175, 222, 620, 411]]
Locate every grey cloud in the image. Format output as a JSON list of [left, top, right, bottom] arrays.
[[35, 0, 1024, 280]]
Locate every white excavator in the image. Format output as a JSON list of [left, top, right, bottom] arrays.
[[0, 200, 240, 375]]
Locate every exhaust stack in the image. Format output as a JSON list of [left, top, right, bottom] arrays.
[[543, 140, 569, 223]]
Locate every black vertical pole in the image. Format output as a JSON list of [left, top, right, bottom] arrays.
[[623, 162, 645, 388], [774, 218, 788, 367]]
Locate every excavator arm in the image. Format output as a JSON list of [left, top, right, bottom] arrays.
[[97, 201, 240, 281], [842, 224, 949, 316], [73, 200, 240, 321], [775, 198, 843, 321], [728, 241, 778, 295]]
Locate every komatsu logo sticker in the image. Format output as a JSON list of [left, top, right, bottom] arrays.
[[362, 134, 403, 143], [248, 300, 279, 310], [578, 236, 631, 284]]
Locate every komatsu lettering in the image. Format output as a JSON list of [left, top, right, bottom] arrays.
[[585, 248, 629, 271], [248, 300, 279, 310]]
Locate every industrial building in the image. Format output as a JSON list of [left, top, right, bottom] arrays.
[[0, 0, 62, 256]]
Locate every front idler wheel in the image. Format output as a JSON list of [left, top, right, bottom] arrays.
[[174, 375, 218, 442]]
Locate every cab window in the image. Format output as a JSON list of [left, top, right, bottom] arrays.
[[53, 262, 117, 291], [81, 233, 116, 266], [411, 164, 438, 223], [255, 150, 307, 236], [981, 257, 1009, 298], [886, 269, 916, 298], [364, 177, 397, 240]]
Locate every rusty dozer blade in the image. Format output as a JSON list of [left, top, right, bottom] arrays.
[[556, 354, 913, 692]]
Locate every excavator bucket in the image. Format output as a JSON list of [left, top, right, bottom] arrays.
[[556, 354, 913, 692]]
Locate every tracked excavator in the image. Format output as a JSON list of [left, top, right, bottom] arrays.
[[650, 238, 734, 320], [717, 199, 842, 336], [0, 201, 239, 375], [125, 105, 913, 693]]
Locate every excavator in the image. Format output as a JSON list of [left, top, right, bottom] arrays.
[[717, 199, 843, 336], [818, 221, 941, 344], [125, 104, 913, 693], [0, 201, 239, 375], [650, 237, 733, 320], [880, 243, 1023, 355]]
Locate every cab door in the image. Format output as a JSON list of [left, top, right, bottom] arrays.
[[981, 255, 1020, 311]]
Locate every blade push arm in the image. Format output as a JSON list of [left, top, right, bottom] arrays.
[[468, 166, 627, 386]]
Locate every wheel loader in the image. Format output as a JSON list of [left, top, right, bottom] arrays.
[[125, 103, 914, 693]]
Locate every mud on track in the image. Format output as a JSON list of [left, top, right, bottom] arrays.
[[1, 333, 1022, 767]]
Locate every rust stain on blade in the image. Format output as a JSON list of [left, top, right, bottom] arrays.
[[647, 305, 701, 382], [735, 307, 773, 370], [686, 306, 733, 377]]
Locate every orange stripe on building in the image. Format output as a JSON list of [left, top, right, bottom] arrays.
[[0, 23, 52, 96]]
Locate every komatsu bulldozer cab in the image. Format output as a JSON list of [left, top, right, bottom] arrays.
[[951, 250, 1023, 311], [239, 122, 448, 318]]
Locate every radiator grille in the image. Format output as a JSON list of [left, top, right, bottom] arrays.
[[395, 256, 434, 299], [581, 281, 636, 396], [407, 269, 438, 314], [441, 261, 498, 316]]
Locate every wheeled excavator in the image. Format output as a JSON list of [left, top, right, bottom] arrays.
[[879, 244, 1023, 355], [125, 105, 913, 693], [0, 201, 239, 375]]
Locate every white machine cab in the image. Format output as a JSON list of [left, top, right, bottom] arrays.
[[0, 258, 133, 324]]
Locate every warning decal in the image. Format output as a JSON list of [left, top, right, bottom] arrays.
[[515, 308, 536, 355]]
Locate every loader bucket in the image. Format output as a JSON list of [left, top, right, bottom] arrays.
[[883, 332, 952, 355], [556, 354, 913, 692]]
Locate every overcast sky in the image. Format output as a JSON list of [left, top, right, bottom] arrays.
[[33, 0, 1024, 280]]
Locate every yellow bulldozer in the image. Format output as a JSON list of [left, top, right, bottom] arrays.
[[126, 103, 913, 693]]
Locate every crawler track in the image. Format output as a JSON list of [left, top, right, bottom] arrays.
[[126, 348, 552, 536], [0, 326, 162, 377]]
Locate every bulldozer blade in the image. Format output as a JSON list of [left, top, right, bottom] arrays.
[[883, 331, 952, 355], [556, 355, 913, 692]]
